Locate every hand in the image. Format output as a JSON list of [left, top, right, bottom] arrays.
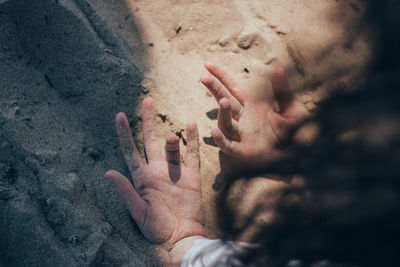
[[105, 97, 205, 246], [201, 61, 301, 163]]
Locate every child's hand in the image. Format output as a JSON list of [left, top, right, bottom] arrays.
[[201, 61, 301, 164], [106, 97, 205, 246]]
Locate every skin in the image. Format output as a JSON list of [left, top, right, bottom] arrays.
[[107, 64, 300, 266], [106, 97, 206, 266], [201, 61, 301, 164]]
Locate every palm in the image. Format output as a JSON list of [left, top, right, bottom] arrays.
[[236, 99, 279, 160], [134, 162, 203, 244], [201, 61, 301, 163], [106, 97, 205, 245]]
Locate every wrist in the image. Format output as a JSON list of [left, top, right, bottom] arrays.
[[169, 235, 209, 267]]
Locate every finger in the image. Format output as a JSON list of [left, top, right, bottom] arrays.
[[166, 135, 181, 183], [141, 97, 162, 161], [115, 112, 144, 175], [105, 170, 147, 226], [272, 68, 297, 117], [218, 98, 242, 141], [185, 121, 200, 171], [204, 61, 249, 104], [200, 72, 242, 119], [211, 128, 244, 157]]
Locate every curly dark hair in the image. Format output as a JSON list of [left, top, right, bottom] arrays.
[[217, 1, 400, 266]]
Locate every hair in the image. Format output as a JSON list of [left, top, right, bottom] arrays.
[[217, 1, 400, 266]]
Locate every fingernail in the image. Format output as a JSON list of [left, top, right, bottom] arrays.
[[186, 120, 197, 129], [166, 135, 179, 151], [204, 60, 213, 67], [219, 98, 230, 108], [200, 72, 210, 83]]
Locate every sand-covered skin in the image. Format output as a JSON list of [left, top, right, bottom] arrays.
[[0, 0, 370, 265]]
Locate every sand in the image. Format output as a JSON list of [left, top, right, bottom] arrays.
[[0, 0, 370, 266]]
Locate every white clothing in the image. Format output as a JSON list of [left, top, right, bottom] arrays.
[[181, 239, 336, 267], [181, 239, 257, 267]]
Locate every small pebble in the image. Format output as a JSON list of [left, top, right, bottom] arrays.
[[46, 205, 66, 225], [237, 32, 256, 50], [83, 147, 103, 160], [218, 37, 229, 47], [101, 222, 113, 235], [68, 235, 78, 245]]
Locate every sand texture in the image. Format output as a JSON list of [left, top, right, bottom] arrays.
[[0, 0, 162, 265], [0, 0, 369, 266]]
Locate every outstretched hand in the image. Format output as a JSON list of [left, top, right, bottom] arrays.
[[106, 97, 205, 246], [201, 61, 301, 163]]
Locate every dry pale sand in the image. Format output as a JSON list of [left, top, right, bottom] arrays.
[[0, 0, 371, 265]]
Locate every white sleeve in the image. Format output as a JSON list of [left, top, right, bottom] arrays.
[[181, 240, 337, 267], [181, 239, 256, 267]]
